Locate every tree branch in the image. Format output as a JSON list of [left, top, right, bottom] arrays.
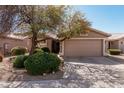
[[36, 37, 50, 43]]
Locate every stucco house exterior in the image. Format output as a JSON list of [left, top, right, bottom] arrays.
[[37, 28, 110, 57], [0, 34, 30, 56], [0, 28, 110, 57], [107, 33, 124, 53]]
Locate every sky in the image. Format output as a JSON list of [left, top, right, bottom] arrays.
[[74, 5, 124, 33]]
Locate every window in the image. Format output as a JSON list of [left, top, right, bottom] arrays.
[[36, 40, 47, 47], [121, 41, 123, 44], [4, 43, 10, 49], [40, 40, 46, 43]]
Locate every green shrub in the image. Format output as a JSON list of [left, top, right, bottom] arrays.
[[24, 52, 61, 75], [13, 55, 29, 68], [41, 47, 50, 53], [109, 49, 121, 55], [0, 55, 3, 62], [11, 46, 27, 56], [33, 48, 43, 54]]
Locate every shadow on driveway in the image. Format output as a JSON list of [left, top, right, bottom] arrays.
[[64, 56, 124, 65]]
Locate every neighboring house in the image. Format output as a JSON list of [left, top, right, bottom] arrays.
[[36, 28, 110, 57], [0, 34, 30, 56], [107, 33, 124, 53]]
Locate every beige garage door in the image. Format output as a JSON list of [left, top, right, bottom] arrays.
[[64, 39, 103, 57]]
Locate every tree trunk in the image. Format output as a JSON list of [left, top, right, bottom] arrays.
[[30, 32, 37, 55]]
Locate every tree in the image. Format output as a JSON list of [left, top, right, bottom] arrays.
[[57, 11, 91, 41], [0, 5, 91, 55], [0, 5, 18, 35]]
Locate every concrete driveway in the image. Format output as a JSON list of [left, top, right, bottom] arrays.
[[1, 57, 124, 88], [63, 57, 124, 88]]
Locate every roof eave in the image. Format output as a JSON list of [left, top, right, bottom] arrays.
[[88, 27, 111, 37]]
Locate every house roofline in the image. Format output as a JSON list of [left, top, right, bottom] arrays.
[[28, 27, 111, 39], [87, 27, 111, 37], [1, 36, 24, 41], [107, 37, 124, 41]]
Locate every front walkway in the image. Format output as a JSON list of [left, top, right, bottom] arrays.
[[0, 57, 124, 88]]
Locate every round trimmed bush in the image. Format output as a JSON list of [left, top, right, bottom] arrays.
[[109, 49, 121, 55], [41, 47, 50, 53], [13, 55, 29, 68], [11, 46, 27, 56], [24, 52, 61, 75], [33, 48, 44, 54]]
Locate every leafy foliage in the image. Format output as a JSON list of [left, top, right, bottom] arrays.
[[33, 48, 44, 54], [13, 55, 29, 68], [0, 6, 90, 54], [24, 52, 61, 75], [11, 46, 27, 56], [109, 49, 121, 55], [57, 11, 91, 41], [0, 5, 18, 34], [41, 47, 50, 53]]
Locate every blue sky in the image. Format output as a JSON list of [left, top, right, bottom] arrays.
[[74, 5, 124, 33]]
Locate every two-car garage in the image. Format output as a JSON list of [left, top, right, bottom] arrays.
[[61, 28, 111, 57], [64, 39, 104, 57]]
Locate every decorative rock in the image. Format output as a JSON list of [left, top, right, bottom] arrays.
[[43, 73, 46, 76], [52, 71, 55, 74]]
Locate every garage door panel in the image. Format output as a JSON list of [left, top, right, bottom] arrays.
[[64, 39, 103, 57]]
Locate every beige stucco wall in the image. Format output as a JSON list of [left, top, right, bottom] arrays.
[[23, 38, 32, 51], [28, 38, 51, 52], [64, 39, 103, 57], [109, 40, 119, 49], [47, 39, 52, 52], [74, 30, 107, 38], [0, 37, 30, 55], [27, 28, 108, 57], [45, 29, 108, 57], [118, 38, 124, 53], [62, 29, 108, 57], [105, 41, 109, 53]]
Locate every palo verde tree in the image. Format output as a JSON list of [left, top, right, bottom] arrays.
[[57, 11, 91, 41], [0, 5, 91, 55]]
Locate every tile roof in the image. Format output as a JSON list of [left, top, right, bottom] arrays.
[[107, 33, 124, 40], [88, 27, 111, 37], [6, 34, 28, 40], [46, 32, 58, 39]]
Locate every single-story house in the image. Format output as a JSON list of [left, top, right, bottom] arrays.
[[0, 34, 30, 56], [107, 33, 124, 53], [37, 28, 110, 57], [0, 27, 110, 57]]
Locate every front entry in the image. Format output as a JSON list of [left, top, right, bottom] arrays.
[[52, 40, 60, 54]]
